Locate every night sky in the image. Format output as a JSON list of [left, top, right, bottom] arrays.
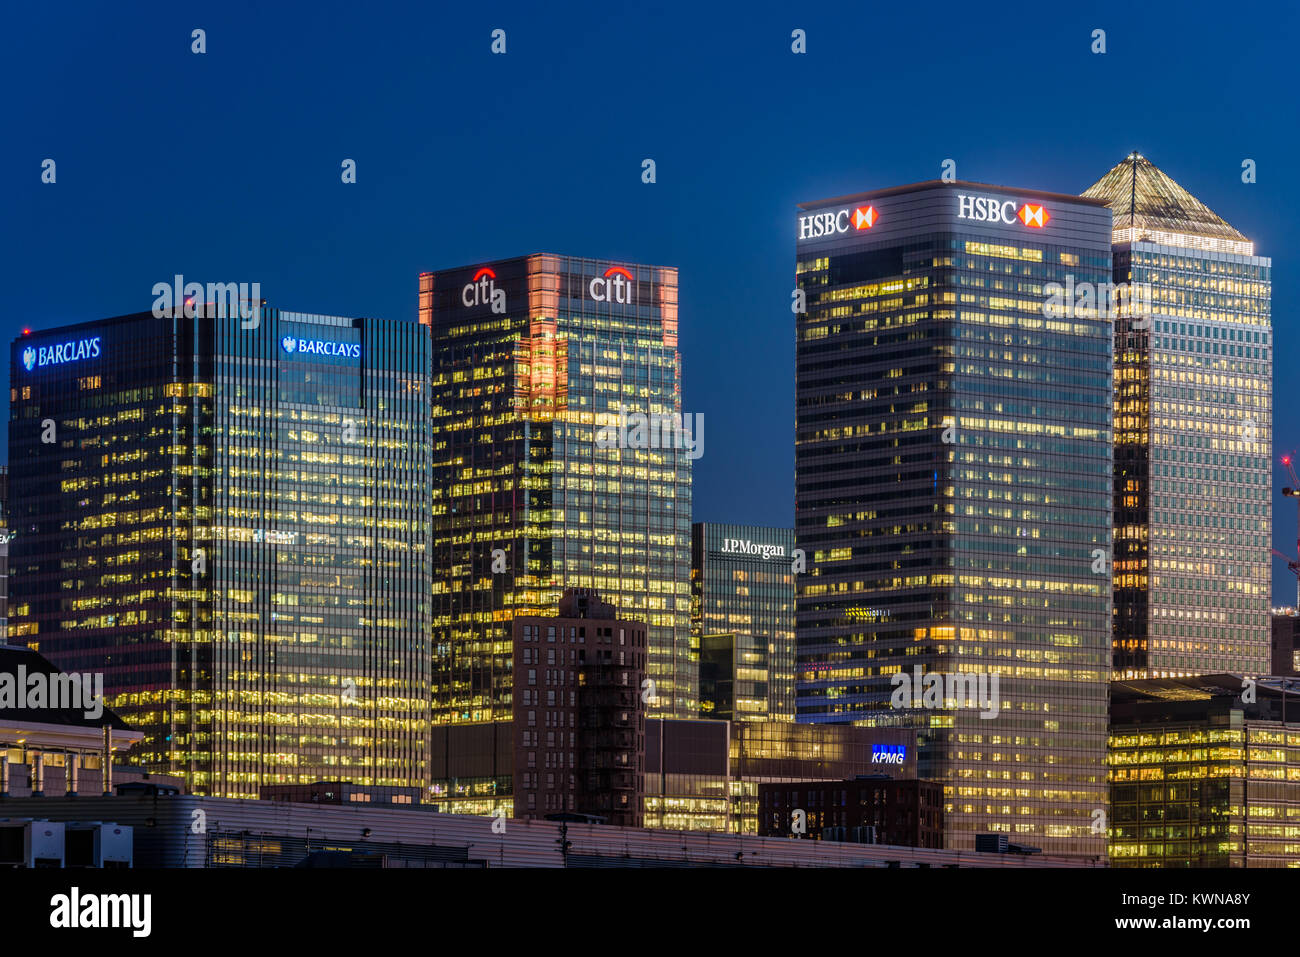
[[3, 0, 1297, 601]]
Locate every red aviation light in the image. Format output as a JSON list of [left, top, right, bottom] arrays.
[[1018, 204, 1049, 228], [853, 206, 878, 229]]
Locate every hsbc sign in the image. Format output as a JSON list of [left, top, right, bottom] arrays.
[[798, 205, 878, 239], [957, 194, 1050, 228]]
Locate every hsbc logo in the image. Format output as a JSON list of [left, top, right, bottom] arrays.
[[798, 205, 878, 239], [463, 267, 506, 313], [957, 194, 1050, 228], [1018, 203, 1048, 227], [589, 266, 635, 304]]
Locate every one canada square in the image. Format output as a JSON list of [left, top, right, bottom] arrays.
[[794, 180, 1113, 856], [1083, 154, 1272, 678]]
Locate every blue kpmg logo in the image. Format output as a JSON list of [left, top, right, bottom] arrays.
[[871, 744, 907, 765], [22, 336, 102, 372], [279, 334, 359, 359]]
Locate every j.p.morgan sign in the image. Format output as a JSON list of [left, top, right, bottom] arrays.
[[719, 538, 786, 560]]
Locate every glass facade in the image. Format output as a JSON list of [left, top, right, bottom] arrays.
[[1084, 154, 1272, 678], [794, 181, 1114, 856], [8, 307, 432, 797], [692, 522, 795, 721], [422, 254, 693, 727], [1110, 676, 1300, 867], [643, 717, 915, 834]]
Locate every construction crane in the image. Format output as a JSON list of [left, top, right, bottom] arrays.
[[1277, 453, 1300, 607]]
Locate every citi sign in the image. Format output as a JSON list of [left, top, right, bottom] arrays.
[[590, 266, 635, 304], [462, 267, 506, 313], [21, 336, 102, 372], [798, 205, 878, 239], [957, 194, 1050, 228]]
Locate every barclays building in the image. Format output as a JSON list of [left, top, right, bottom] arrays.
[[8, 303, 432, 798]]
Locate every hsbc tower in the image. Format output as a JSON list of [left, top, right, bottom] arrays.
[[793, 180, 1114, 857]]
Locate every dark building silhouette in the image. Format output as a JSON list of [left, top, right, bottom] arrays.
[[758, 777, 944, 848], [1272, 610, 1299, 676], [511, 588, 646, 826]]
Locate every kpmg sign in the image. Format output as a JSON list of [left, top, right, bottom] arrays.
[[871, 744, 907, 765], [280, 335, 361, 359], [21, 336, 102, 372]]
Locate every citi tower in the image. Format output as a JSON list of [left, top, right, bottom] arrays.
[[419, 254, 694, 745]]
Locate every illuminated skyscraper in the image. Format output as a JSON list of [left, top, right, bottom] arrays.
[[692, 522, 795, 721], [794, 180, 1113, 856], [1083, 154, 1272, 678], [420, 255, 693, 734], [8, 305, 433, 798]]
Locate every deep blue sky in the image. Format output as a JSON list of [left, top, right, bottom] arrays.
[[3, 0, 1298, 602]]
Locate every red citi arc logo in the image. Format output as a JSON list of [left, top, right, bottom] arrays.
[[589, 266, 635, 304], [462, 266, 502, 309]]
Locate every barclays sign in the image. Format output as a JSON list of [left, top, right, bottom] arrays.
[[21, 336, 102, 372], [280, 335, 361, 359]]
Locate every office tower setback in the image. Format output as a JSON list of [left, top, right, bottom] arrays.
[[692, 522, 795, 721], [8, 306, 432, 797], [1083, 154, 1272, 679], [421, 255, 693, 724], [794, 180, 1114, 856], [1110, 674, 1300, 867], [512, 588, 646, 826]]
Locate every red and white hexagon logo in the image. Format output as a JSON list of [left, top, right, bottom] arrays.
[[1018, 204, 1049, 228]]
